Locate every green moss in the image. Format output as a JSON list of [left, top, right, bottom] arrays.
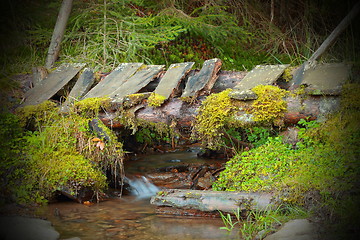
[[247, 85, 288, 124], [213, 83, 360, 228], [213, 137, 296, 192], [116, 104, 179, 146], [72, 97, 111, 117], [3, 99, 125, 204], [282, 68, 293, 82], [192, 89, 236, 150], [16, 100, 58, 128], [134, 120, 177, 145], [148, 93, 167, 107], [123, 93, 150, 108]]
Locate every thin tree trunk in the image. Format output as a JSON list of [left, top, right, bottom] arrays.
[[45, 0, 73, 69]]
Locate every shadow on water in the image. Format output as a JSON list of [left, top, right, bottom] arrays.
[[35, 150, 238, 240]]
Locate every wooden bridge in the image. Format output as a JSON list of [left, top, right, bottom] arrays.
[[21, 59, 351, 127], [21, 58, 350, 107]]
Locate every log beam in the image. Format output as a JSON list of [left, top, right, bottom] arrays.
[[150, 189, 274, 214], [98, 95, 340, 128]]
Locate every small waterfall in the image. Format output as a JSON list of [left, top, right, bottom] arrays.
[[125, 176, 160, 199]]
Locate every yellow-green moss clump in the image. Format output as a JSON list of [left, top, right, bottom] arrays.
[[192, 89, 236, 150], [72, 97, 111, 117], [148, 92, 167, 107], [248, 85, 288, 123], [282, 67, 293, 82]]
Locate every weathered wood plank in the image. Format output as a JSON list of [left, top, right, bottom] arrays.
[[60, 68, 95, 112], [154, 62, 194, 99], [181, 58, 222, 98], [301, 63, 351, 95], [110, 65, 165, 102], [150, 189, 274, 214], [230, 64, 289, 100], [83, 63, 143, 99], [21, 63, 85, 106]]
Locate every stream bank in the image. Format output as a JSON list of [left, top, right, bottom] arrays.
[[0, 150, 239, 240]]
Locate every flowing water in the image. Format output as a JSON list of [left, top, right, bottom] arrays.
[[35, 150, 239, 240]]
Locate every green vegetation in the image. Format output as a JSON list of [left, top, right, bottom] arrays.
[[147, 92, 167, 107], [134, 121, 175, 145], [213, 136, 294, 192], [0, 99, 124, 204], [192, 89, 236, 150], [245, 127, 272, 148], [247, 85, 289, 124], [219, 205, 308, 240], [192, 87, 284, 150], [0, 0, 359, 237], [2, 0, 359, 78], [214, 83, 360, 238]]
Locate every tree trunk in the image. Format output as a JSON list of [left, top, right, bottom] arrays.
[[150, 189, 274, 214], [45, 0, 73, 69]]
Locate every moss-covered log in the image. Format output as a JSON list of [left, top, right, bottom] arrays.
[[99, 95, 340, 128]]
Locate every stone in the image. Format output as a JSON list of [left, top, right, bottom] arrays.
[[0, 216, 60, 240], [264, 219, 319, 240]]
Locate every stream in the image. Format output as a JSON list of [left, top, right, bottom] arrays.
[[35, 150, 240, 240]]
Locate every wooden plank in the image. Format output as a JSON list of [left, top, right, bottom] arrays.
[[110, 65, 165, 102], [21, 63, 85, 106], [83, 63, 143, 99], [181, 58, 222, 98], [154, 62, 194, 99], [230, 64, 289, 100], [150, 189, 274, 214], [60, 68, 95, 112], [301, 63, 351, 95]]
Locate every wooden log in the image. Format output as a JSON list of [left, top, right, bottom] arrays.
[[99, 95, 341, 128], [150, 189, 274, 214]]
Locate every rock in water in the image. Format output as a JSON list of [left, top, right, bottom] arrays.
[[0, 216, 60, 240]]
